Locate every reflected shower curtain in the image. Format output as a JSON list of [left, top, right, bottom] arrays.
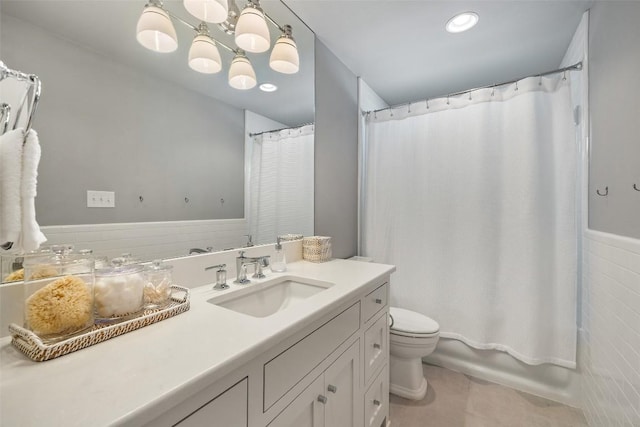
[[362, 76, 578, 368], [249, 125, 314, 245]]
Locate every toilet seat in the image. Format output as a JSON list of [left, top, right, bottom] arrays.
[[390, 307, 440, 337]]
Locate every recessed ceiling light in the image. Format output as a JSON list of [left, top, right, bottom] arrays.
[[446, 12, 479, 33], [259, 83, 278, 92]]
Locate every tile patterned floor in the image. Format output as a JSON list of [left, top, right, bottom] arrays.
[[389, 364, 588, 427]]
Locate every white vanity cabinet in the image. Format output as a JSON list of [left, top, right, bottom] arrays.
[[148, 275, 391, 427], [269, 341, 360, 427]]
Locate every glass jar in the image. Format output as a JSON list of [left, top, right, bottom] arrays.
[[23, 245, 95, 343], [2, 248, 52, 283], [94, 258, 146, 322], [143, 259, 173, 309]]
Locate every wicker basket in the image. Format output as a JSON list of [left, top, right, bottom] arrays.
[[9, 285, 190, 362], [278, 234, 304, 242], [302, 236, 332, 262]]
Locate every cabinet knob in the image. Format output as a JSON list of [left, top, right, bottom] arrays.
[[373, 343, 381, 349], [327, 384, 338, 393], [373, 399, 381, 407], [375, 298, 383, 304], [317, 395, 328, 404]]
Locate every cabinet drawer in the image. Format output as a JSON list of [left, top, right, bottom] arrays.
[[264, 302, 361, 411], [364, 364, 389, 427], [175, 378, 248, 427], [362, 282, 388, 323], [364, 311, 388, 384]]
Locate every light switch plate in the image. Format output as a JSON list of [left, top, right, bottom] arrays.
[[87, 190, 115, 208]]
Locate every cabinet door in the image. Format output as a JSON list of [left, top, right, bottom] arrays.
[[175, 378, 247, 427], [324, 341, 361, 427], [268, 375, 325, 427]]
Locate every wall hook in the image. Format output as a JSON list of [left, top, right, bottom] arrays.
[[139, 196, 144, 202], [185, 197, 190, 203], [634, 183, 640, 192], [596, 186, 608, 197]]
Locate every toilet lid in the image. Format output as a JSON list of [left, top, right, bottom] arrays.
[[390, 307, 440, 335]]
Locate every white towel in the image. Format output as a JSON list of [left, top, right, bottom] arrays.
[[18, 129, 47, 251], [0, 128, 24, 247]]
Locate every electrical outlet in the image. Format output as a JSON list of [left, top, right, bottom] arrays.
[[87, 190, 115, 208]]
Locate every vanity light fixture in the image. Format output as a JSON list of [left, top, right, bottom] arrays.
[[136, 0, 300, 90], [229, 51, 257, 89], [235, 0, 270, 53], [259, 83, 277, 92], [445, 12, 479, 33], [188, 23, 222, 73], [136, 4, 178, 52]]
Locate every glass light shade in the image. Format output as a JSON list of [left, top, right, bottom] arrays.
[[188, 34, 222, 74], [235, 5, 270, 53], [270, 35, 299, 74], [136, 5, 178, 53], [183, 0, 229, 24], [228, 54, 257, 90]]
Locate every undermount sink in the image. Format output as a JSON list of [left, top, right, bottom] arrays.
[[207, 276, 334, 318]]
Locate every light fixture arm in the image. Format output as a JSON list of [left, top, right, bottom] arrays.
[[264, 13, 285, 33], [163, 8, 236, 53]]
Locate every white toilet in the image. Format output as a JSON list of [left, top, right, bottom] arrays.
[[389, 307, 440, 400]]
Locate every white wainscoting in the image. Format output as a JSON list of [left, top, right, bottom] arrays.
[[40, 219, 248, 261], [581, 230, 640, 426]]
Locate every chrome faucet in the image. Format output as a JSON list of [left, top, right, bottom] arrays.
[[234, 251, 270, 284], [189, 247, 213, 254], [235, 251, 255, 284]]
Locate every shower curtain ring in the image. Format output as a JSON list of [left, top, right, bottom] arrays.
[[634, 183, 640, 192], [596, 187, 608, 197]]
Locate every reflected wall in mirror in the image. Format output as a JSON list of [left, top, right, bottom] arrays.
[[0, 0, 314, 264]]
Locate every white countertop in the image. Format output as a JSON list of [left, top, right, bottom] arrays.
[[0, 259, 394, 427]]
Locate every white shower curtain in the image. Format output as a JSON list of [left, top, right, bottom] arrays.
[[363, 76, 578, 368], [248, 125, 314, 245]]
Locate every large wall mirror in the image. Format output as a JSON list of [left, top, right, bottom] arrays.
[[0, 0, 314, 263]]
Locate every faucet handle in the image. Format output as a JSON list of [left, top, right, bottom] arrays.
[[238, 250, 246, 258], [252, 256, 270, 279], [205, 264, 229, 290]]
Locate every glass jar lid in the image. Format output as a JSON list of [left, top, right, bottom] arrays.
[[145, 259, 173, 272], [96, 257, 144, 277]]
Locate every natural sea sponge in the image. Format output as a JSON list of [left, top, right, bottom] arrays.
[[25, 275, 93, 336], [4, 268, 24, 282], [29, 267, 58, 280]]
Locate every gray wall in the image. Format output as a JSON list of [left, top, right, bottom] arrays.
[[314, 40, 358, 259], [1, 15, 244, 226], [589, 2, 640, 239]]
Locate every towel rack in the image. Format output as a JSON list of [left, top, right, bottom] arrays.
[[0, 61, 42, 135]]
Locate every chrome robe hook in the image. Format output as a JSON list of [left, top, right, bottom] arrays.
[[596, 187, 608, 197]]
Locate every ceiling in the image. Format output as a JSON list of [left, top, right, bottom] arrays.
[[1, 1, 593, 121], [284, 0, 593, 106]]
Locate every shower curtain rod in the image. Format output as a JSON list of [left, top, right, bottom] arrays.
[[366, 61, 583, 115], [249, 122, 314, 137]]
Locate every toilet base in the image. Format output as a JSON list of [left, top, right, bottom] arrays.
[[390, 377, 427, 400], [389, 355, 428, 400]]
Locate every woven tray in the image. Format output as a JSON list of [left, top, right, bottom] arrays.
[[9, 285, 190, 362]]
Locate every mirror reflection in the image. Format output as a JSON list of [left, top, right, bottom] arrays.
[[0, 0, 314, 270]]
